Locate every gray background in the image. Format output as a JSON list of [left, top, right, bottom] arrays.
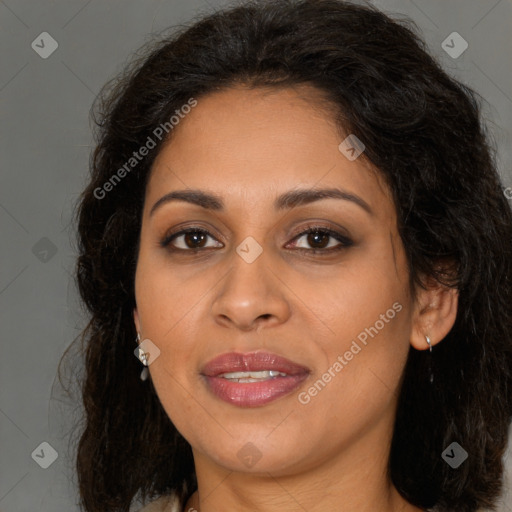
[[1, 0, 511, 511]]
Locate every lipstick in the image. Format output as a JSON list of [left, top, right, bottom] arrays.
[[201, 351, 310, 407]]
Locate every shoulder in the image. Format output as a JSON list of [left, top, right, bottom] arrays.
[[136, 493, 182, 512]]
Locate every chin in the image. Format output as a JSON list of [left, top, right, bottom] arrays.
[[196, 428, 317, 475]]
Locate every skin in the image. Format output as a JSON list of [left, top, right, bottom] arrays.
[[133, 84, 458, 512]]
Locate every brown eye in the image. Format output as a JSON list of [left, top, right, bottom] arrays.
[[160, 228, 223, 251], [182, 231, 208, 249], [305, 231, 331, 249], [290, 226, 353, 252]]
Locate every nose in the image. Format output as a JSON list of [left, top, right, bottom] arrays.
[[211, 251, 291, 331]]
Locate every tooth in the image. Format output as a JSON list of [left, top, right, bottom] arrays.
[[220, 370, 288, 379], [221, 371, 252, 379]]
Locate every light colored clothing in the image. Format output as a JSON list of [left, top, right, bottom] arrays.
[[135, 488, 504, 512], [137, 493, 182, 512], [135, 493, 496, 512]]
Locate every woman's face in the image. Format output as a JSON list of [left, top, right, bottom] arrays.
[[133, 84, 418, 475]]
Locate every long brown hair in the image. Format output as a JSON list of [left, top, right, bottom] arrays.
[[63, 1, 512, 510]]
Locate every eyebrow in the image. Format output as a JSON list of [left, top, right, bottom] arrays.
[[149, 187, 374, 217]]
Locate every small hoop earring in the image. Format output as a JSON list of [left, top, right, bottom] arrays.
[[425, 335, 433, 384], [135, 332, 149, 381]]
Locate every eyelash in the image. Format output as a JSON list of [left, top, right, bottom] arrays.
[[159, 223, 354, 255]]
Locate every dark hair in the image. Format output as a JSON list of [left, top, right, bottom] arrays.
[[67, 0, 512, 510]]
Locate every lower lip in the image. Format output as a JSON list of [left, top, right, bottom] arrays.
[[203, 374, 309, 407]]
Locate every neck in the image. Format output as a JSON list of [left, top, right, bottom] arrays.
[[183, 416, 424, 512]]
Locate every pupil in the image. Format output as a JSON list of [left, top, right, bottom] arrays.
[[308, 231, 328, 248], [185, 232, 206, 248]]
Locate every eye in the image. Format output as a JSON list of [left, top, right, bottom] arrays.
[[160, 224, 353, 254], [287, 225, 353, 253], [160, 228, 223, 251]]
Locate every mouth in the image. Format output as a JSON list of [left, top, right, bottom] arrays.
[[201, 351, 310, 408], [216, 369, 288, 382]]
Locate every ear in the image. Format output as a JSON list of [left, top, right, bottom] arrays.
[[410, 273, 458, 351], [133, 308, 141, 341]]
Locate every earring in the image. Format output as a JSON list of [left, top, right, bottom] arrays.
[[140, 367, 150, 381], [425, 335, 433, 384], [135, 331, 150, 381]]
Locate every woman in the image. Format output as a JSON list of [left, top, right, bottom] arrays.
[[70, 0, 512, 511]]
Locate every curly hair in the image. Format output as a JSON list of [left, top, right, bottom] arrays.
[[66, 0, 512, 510]]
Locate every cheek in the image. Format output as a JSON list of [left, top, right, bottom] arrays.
[[293, 310, 411, 456], [134, 245, 205, 342], [298, 247, 411, 414], [299, 245, 408, 347]]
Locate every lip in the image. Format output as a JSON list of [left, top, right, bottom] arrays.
[[201, 351, 310, 408]]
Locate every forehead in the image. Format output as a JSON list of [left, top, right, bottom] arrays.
[[145, 85, 393, 218]]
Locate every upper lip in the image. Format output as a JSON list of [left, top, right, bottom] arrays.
[[201, 351, 310, 377]]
